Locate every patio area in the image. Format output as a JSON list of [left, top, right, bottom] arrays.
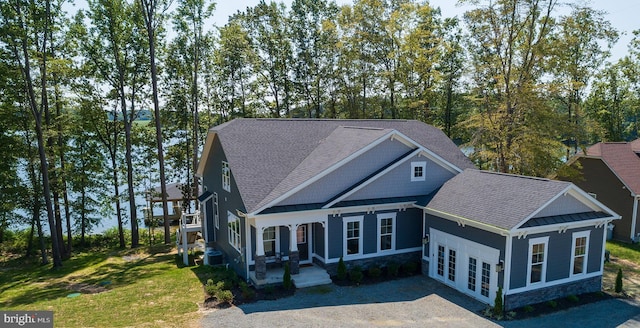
[[249, 264, 332, 289]]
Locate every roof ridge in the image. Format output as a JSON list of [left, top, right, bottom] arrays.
[[475, 169, 552, 182]]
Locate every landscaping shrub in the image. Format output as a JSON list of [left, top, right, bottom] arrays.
[[368, 265, 382, 279], [523, 305, 534, 313], [239, 281, 256, 300], [349, 266, 363, 284], [567, 294, 580, 303], [205, 279, 224, 296], [215, 289, 234, 304], [493, 286, 503, 317], [546, 300, 558, 308], [387, 261, 399, 277], [337, 256, 347, 280], [283, 262, 293, 290], [615, 268, 623, 293], [401, 261, 418, 274]]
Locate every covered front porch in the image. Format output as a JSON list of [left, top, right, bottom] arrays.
[[247, 215, 331, 288]]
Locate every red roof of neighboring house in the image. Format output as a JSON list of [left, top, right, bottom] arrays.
[[584, 141, 640, 195]]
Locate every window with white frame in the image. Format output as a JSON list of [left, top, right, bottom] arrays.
[[344, 217, 363, 256], [227, 211, 241, 252], [528, 237, 549, 285], [263, 227, 276, 257], [411, 162, 427, 182], [222, 161, 231, 192], [377, 213, 396, 251], [213, 192, 219, 229], [571, 231, 590, 276]]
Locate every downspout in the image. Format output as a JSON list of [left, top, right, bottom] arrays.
[[631, 195, 639, 242]]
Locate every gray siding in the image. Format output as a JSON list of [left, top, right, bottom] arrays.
[[397, 208, 423, 249], [344, 154, 456, 201], [279, 138, 412, 206], [203, 135, 248, 278], [326, 209, 423, 260], [509, 226, 605, 290], [313, 223, 325, 257], [534, 193, 593, 218]]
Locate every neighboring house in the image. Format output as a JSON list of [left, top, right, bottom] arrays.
[[560, 140, 640, 242], [196, 118, 619, 310]]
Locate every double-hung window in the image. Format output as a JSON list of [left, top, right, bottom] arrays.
[[527, 236, 549, 285], [571, 231, 590, 276], [213, 192, 219, 229], [222, 161, 231, 192], [344, 217, 363, 257], [377, 213, 396, 251], [227, 211, 241, 252], [263, 227, 276, 257]]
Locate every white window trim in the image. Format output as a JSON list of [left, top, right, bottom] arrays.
[[222, 161, 231, 192], [263, 226, 280, 259], [214, 192, 219, 229], [526, 236, 549, 286], [570, 231, 590, 277], [377, 213, 396, 252], [411, 161, 427, 182], [343, 216, 364, 258], [227, 211, 241, 253]]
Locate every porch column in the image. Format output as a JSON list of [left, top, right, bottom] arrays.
[[255, 225, 266, 280], [289, 224, 300, 275]]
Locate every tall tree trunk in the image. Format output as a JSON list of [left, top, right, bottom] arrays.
[[14, 0, 63, 268], [139, 0, 170, 244]]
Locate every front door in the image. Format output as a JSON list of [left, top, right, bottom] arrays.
[[297, 224, 309, 262]]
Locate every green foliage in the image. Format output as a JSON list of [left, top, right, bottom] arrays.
[[523, 305, 535, 313], [615, 268, 623, 293], [386, 262, 400, 277], [349, 266, 363, 284], [283, 262, 293, 290], [215, 289, 234, 304], [337, 256, 347, 280], [546, 300, 558, 308], [493, 286, 503, 317], [567, 294, 580, 303], [205, 279, 224, 296], [368, 266, 382, 279], [401, 261, 418, 275], [239, 281, 256, 300]]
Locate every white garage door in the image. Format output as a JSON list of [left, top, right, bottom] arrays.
[[429, 229, 500, 304]]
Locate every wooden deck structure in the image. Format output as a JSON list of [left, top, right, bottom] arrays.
[[177, 211, 203, 266]]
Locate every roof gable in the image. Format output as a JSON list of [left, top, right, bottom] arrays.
[[199, 119, 475, 213], [583, 141, 640, 195], [427, 169, 619, 232]]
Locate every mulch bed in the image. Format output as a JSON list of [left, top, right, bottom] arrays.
[[503, 291, 616, 320], [203, 285, 295, 309]]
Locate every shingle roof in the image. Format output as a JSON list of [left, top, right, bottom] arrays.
[[210, 119, 475, 213], [426, 169, 572, 230], [584, 141, 640, 195]]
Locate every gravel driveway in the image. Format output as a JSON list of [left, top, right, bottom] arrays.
[[201, 275, 640, 328]]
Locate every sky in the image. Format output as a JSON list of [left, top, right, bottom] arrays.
[[212, 0, 640, 63]]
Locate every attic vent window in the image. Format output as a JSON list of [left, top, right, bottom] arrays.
[[411, 162, 426, 182]]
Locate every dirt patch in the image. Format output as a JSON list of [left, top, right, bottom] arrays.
[[603, 257, 640, 298], [122, 254, 143, 262], [66, 282, 109, 294]]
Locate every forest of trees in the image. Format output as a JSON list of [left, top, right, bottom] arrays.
[[1, 0, 639, 267]]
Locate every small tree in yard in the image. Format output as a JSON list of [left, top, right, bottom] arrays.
[[615, 268, 623, 293], [337, 256, 347, 280], [493, 286, 503, 317], [283, 262, 293, 290]]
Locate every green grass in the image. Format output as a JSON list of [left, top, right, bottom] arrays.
[[0, 245, 204, 328], [606, 241, 640, 274]]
